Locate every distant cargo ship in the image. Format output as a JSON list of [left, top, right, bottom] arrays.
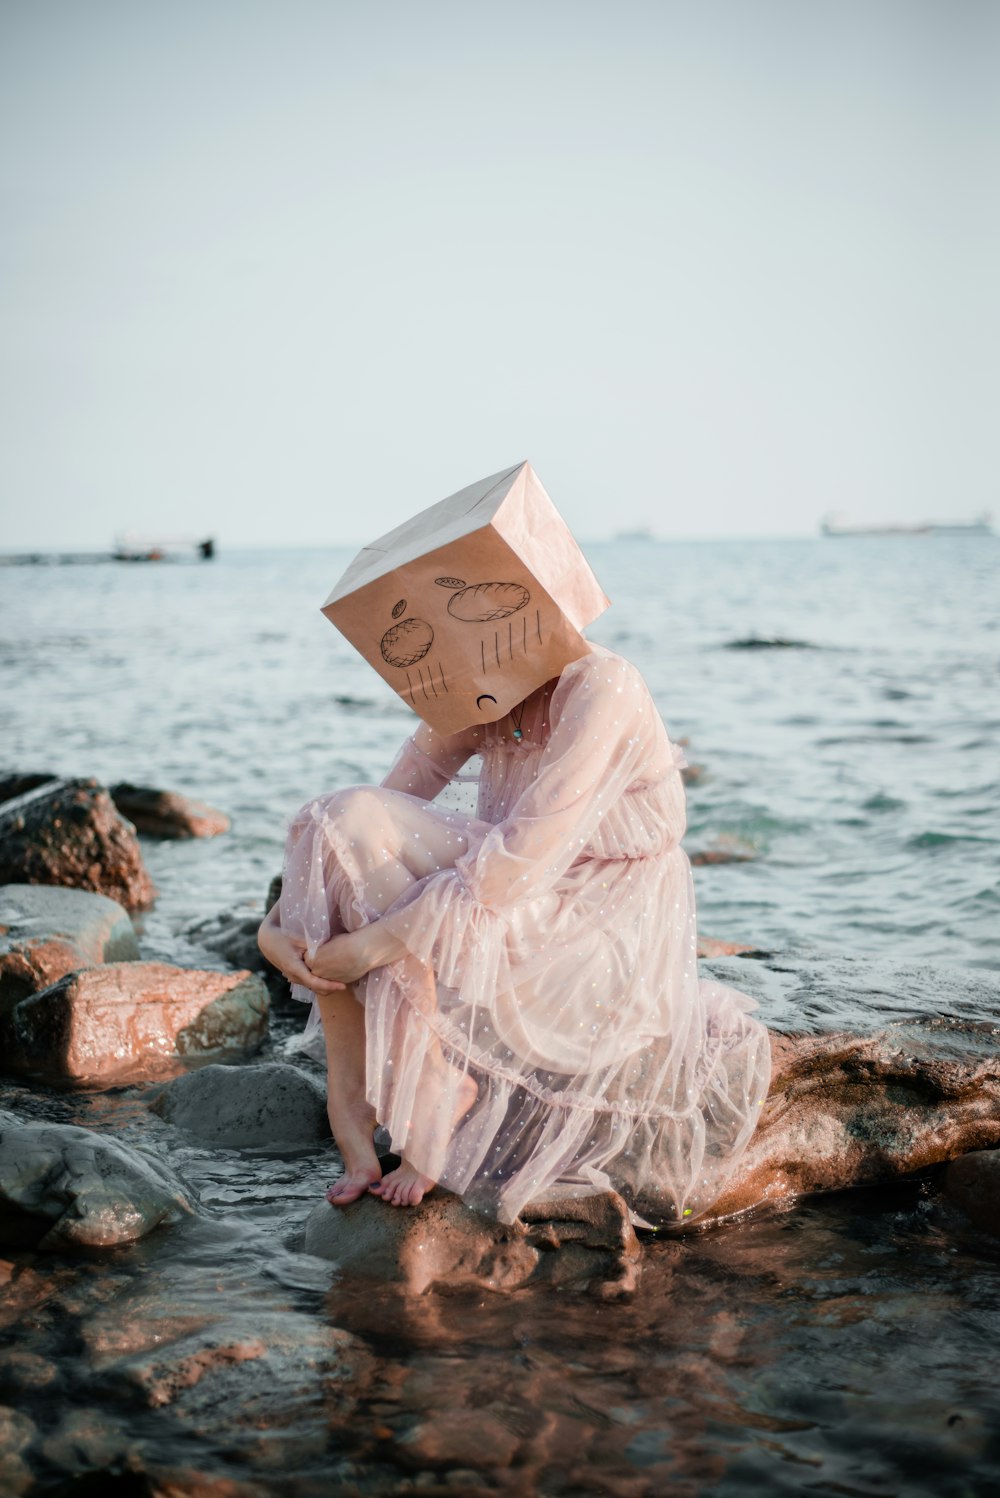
[[821, 512, 992, 538]]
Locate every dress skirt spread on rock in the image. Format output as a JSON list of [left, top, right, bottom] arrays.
[[279, 646, 771, 1226]]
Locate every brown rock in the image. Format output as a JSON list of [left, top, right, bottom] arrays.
[[0, 884, 139, 1028], [5, 962, 269, 1081], [694, 1025, 1000, 1227], [689, 836, 757, 866], [696, 934, 762, 959], [394, 1409, 521, 1470], [109, 783, 230, 839], [0, 778, 154, 910], [943, 1149, 1000, 1236], [304, 1179, 640, 1297]]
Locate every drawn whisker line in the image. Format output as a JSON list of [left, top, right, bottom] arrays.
[[495, 632, 501, 669], [438, 662, 448, 693], [418, 666, 430, 700], [508, 621, 513, 661], [523, 615, 527, 653], [535, 609, 542, 645], [481, 639, 486, 674], [405, 672, 415, 705]]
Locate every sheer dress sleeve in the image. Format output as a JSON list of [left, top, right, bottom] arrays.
[[379, 722, 477, 802], [381, 652, 657, 972]]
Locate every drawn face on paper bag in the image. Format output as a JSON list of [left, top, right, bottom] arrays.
[[321, 460, 610, 735], [374, 564, 583, 731]]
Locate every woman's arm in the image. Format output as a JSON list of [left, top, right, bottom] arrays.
[[257, 903, 348, 993], [451, 652, 652, 911], [379, 719, 479, 800]]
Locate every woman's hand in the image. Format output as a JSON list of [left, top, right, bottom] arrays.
[[257, 911, 346, 994], [309, 923, 407, 986]]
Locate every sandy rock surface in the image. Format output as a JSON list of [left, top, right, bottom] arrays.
[[304, 1178, 641, 1297], [109, 782, 230, 839], [4, 962, 269, 1082], [0, 1112, 191, 1249], [0, 777, 155, 911], [151, 1061, 329, 1147], [0, 883, 139, 1019]]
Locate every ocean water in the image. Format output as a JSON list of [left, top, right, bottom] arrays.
[[2, 534, 997, 971], [1, 534, 999, 1495]]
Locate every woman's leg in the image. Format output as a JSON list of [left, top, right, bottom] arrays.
[[317, 986, 381, 1205], [286, 787, 480, 1209]]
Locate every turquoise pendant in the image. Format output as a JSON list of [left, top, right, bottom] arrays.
[[513, 728, 523, 741]]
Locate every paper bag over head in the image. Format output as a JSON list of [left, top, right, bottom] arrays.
[[322, 461, 611, 734]]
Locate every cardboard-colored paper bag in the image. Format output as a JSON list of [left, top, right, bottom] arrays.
[[322, 461, 610, 734]]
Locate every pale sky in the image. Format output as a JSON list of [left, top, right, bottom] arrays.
[[1, 0, 997, 548]]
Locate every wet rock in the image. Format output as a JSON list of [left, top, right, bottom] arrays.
[[4, 962, 269, 1082], [685, 953, 1000, 1227], [82, 1296, 369, 1462], [303, 1181, 640, 1297], [109, 782, 230, 839], [0, 1405, 35, 1496], [394, 1409, 521, 1471], [689, 836, 757, 866], [0, 1347, 58, 1392], [696, 934, 765, 960], [151, 1061, 329, 1147], [0, 777, 155, 911], [0, 884, 139, 1025], [0, 1113, 190, 1248], [38, 1407, 138, 1476], [185, 908, 291, 1006], [680, 762, 705, 786], [943, 1149, 1000, 1237], [0, 771, 56, 804]]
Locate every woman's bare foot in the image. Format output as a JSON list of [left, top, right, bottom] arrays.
[[372, 1158, 436, 1207], [370, 1067, 479, 1209], [326, 1162, 382, 1206], [326, 1092, 381, 1209]]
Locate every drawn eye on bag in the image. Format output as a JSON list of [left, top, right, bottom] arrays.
[[379, 579, 543, 705]]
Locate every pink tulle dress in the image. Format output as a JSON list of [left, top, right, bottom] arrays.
[[279, 644, 771, 1226]]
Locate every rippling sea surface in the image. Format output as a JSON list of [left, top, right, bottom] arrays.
[[1, 535, 998, 1494]]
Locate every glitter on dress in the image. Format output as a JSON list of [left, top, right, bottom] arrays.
[[279, 644, 772, 1227]]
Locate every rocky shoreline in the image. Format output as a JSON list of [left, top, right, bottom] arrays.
[[1, 770, 998, 1492]]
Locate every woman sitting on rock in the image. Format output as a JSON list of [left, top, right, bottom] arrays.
[[257, 462, 771, 1227]]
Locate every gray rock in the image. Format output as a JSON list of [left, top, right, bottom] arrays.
[[185, 908, 291, 1006], [303, 1183, 640, 1297], [943, 1148, 1000, 1236], [0, 1405, 35, 1496], [151, 1062, 329, 1147], [0, 777, 155, 910], [3, 962, 269, 1082], [0, 1112, 191, 1249], [0, 884, 139, 1023]]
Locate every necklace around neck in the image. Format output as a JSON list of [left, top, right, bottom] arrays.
[[509, 700, 525, 741]]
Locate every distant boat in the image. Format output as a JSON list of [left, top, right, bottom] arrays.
[[112, 534, 216, 561], [614, 525, 656, 542], [821, 512, 992, 538]]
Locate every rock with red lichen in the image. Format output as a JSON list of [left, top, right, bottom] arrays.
[[0, 778, 155, 910]]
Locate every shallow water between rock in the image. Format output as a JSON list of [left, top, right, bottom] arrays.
[[2, 994, 999, 1498]]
